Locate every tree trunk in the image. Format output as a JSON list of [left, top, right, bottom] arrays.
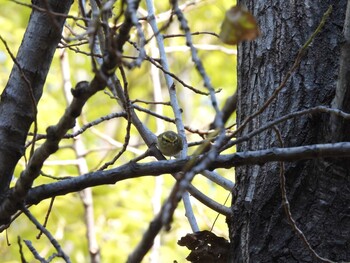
[[0, 0, 72, 197], [229, 1, 350, 262]]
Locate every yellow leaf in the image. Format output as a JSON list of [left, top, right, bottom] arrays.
[[219, 5, 260, 45]]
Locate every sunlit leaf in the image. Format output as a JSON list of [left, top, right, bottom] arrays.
[[219, 5, 260, 45]]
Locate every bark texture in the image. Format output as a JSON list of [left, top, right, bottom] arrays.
[[0, 0, 73, 197], [230, 1, 349, 262]]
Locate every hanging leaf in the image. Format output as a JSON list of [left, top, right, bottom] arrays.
[[219, 5, 260, 45], [178, 230, 230, 263]]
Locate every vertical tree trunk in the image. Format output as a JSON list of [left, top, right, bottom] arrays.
[[229, 1, 349, 262], [0, 0, 73, 197]]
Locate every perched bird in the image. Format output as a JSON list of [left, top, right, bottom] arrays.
[[157, 131, 183, 156]]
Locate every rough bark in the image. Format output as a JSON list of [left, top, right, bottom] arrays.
[[230, 1, 349, 262], [331, 2, 350, 140], [0, 0, 73, 197]]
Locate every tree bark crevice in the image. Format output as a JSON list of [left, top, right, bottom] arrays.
[[231, 0, 349, 262]]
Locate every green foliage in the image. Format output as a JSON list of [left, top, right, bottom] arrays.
[[0, 0, 236, 262]]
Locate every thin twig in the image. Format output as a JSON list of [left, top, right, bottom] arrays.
[[17, 236, 27, 263], [171, 0, 224, 129], [36, 197, 55, 239], [146, 0, 187, 140], [23, 240, 46, 263], [22, 206, 71, 263], [132, 99, 171, 105], [210, 191, 231, 232], [225, 105, 350, 151], [232, 5, 333, 139], [133, 103, 224, 137], [128, 40, 211, 95], [163, 31, 220, 39], [273, 126, 336, 263], [25, 112, 127, 147], [133, 104, 175, 122], [125, 0, 146, 68], [98, 67, 132, 170], [201, 170, 234, 191], [146, 0, 199, 236], [10, 0, 90, 22]]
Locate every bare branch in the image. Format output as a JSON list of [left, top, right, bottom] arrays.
[[145, 0, 197, 236], [19, 141, 350, 218], [225, 106, 350, 150], [171, 0, 224, 129], [22, 206, 71, 262], [0, 0, 141, 224]]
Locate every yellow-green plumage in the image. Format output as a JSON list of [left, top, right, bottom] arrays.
[[157, 131, 183, 156]]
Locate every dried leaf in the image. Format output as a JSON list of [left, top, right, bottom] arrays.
[[219, 5, 260, 45], [178, 230, 230, 262]]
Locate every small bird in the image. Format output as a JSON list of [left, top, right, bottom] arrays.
[[157, 131, 183, 156]]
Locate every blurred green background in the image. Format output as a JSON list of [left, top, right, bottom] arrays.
[[0, 0, 236, 262]]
